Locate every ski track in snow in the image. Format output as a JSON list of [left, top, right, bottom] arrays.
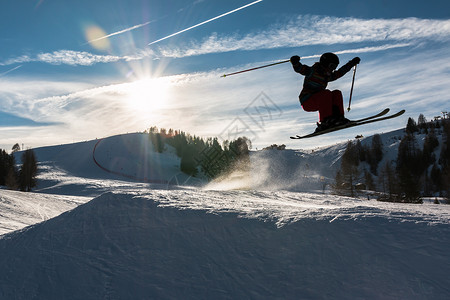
[[0, 189, 90, 235]]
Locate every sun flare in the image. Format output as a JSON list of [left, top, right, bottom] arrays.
[[124, 77, 172, 114]]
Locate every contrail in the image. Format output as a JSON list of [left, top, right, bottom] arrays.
[[86, 21, 154, 44], [148, 0, 263, 46], [84, 0, 224, 45], [0, 65, 22, 77]]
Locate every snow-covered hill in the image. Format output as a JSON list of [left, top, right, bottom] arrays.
[[32, 133, 199, 196], [1, 192, 449, 299], [0, 189, 89, 235], [1, 130, 449, 299]]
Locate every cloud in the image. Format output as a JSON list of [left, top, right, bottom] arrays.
[[0, 110, 57, 127], [0, 55, 32, 66], [155, 46, 450, 150], [1, 12, 449, 150], [0, 75, 187, 149], [157, 16, 450, 57], [2, 15, 447, 69], [1, 43, 449, 151], [0, 49, 156, 67], [37, 50, 124, 65]]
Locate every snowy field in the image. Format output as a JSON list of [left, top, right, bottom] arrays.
[[0, 189, 90, 235], [1, 132, 449, 299]]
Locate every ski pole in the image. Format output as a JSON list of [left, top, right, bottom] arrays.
[[221, 59, 290, 78], [347, 65, 357, 112]]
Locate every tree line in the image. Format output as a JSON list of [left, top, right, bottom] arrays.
[[334, 114, 450, 203], [147, 127, 251, 179], [0, 144, 38, 192]]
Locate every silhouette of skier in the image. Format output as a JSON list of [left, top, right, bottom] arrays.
[[290, 53, 360, 132]]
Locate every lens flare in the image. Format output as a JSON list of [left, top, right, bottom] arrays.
[[85, 25, 111, 51]]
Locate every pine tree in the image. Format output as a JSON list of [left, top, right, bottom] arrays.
[[378, 161, 398, 200], [364, 169, 375, 191], [226, 137, 251, 175], [423, 128, 439, 167], [430, 164, 443, 194], [418, 114, 428, 132], [180, 146, 198, 176], [340, 141, 360, 197], [369, 134, 383, 175], [396, 134, 422, 201], [5, 167, 18, 190], [333, 170, 345, 194], [0, 149, 15, 187], [146, 126, 253, 180], [355, 140, 367, 162], [440, 120, 450, 198], [19, 149, 38, 192], [149, 132, 165, 153], [228, 137, 251, 158], [406, 117, 419, 134], [11, 143, 20, 153], [0, 149, 8, 186]]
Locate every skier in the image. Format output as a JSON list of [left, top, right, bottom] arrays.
[[290, 53, 361, 132]]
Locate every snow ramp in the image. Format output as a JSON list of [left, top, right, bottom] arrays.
[[0, 192, 449, 299]]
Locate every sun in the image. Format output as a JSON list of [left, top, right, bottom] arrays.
[[124, 77, 172, 114]]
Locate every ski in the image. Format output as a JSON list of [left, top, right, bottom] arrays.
[[290, 109, 405, 139], [290, 108, 389, 139], [347, 108, 390, 123]]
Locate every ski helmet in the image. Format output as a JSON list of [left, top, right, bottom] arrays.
[[320, 52, 339, 69]]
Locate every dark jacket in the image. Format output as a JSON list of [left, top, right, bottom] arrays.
[[292, 61, 354, 104]]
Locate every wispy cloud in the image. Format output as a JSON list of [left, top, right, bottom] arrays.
[[0, 76, 181, 147], [1, 13, 449, 150], [0, 110, 57, 127], [1, 43, 449, 150], [285, 43, 413, 61], [0, 50, 156, 66], [2, 15, 447, 68], [157, 16, 450, 57], [37, 50, 124, 65]]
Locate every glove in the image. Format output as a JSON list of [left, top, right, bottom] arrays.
[[290, 55, 300, 65], [351, 57, 361, 66]]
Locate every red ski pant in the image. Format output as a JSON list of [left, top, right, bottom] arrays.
[[301, 89, 344, 122]]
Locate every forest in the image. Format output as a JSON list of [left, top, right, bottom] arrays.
[[0, 144, 38, 192], [335, 114, 450, 202], [147, 126, 251, 179]]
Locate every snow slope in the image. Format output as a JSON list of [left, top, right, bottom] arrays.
[[1, 192, 449, 299], [0, 131, 449, 299], [0, 189, 89, 235], [32, 133, 199, 196]]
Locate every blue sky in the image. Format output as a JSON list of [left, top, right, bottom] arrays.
[[0, 0, 449, 151]]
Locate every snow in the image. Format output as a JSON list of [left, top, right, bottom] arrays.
[[1, 131, 449, 299], [0, 189, 89, 235]]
